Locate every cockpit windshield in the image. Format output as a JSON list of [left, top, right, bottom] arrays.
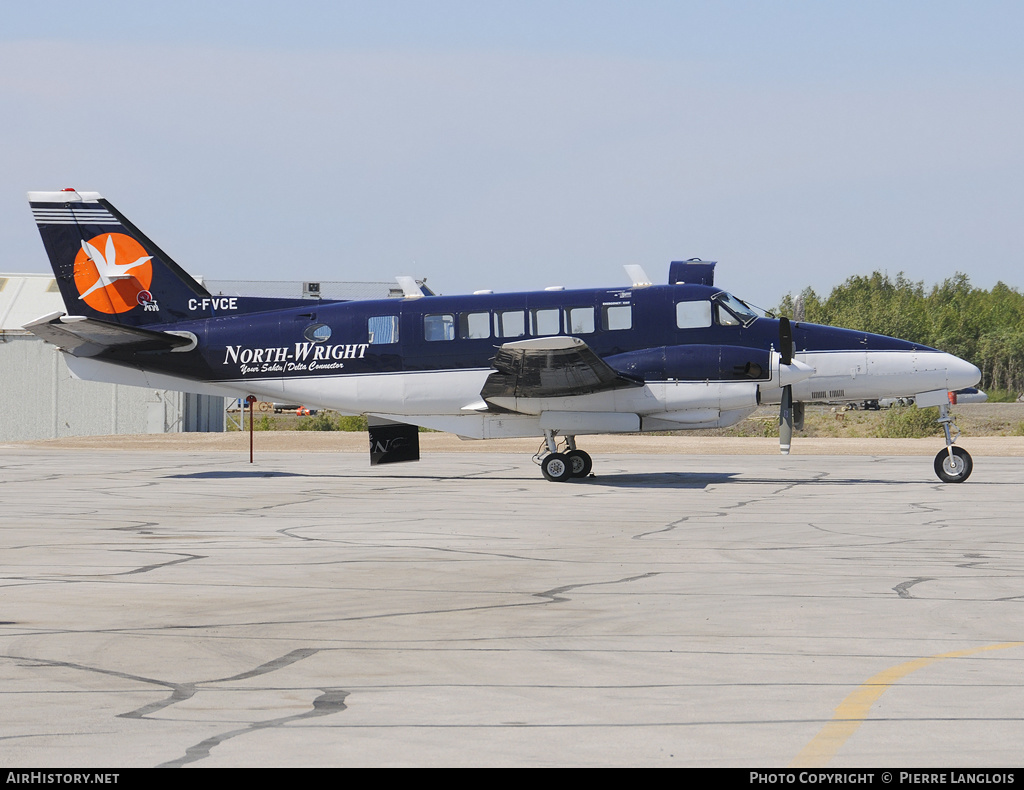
[[712, 292, 758, 327]]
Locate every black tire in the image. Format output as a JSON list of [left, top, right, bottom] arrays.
[[566, 450, 593, 478], [934, 447, 973, 483], [541, 453, 572, 482]]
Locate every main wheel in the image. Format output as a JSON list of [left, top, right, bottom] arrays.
[[541, 453, 572, 482], [934, 446, 973, 483], [566, 449, 593, 478]]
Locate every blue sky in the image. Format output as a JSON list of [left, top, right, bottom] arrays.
[[3, 1, 1022, 307]]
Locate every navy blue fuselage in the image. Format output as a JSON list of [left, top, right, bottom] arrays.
[[96, 283, 934, 385]]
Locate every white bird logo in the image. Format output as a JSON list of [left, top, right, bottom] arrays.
[[77, 234, 153, 300]]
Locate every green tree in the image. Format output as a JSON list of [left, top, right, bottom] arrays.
[[778, 271, 1024, 395]]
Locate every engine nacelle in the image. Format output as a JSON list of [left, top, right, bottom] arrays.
[[605, 344, 771, 383]]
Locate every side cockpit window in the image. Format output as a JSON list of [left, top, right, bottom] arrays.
[[676, 300, 712, 329], [712, 292, 757, 328], [716, 304, 741, 326]]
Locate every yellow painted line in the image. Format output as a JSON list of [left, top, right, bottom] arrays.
[[790, 641, 1023, 768]]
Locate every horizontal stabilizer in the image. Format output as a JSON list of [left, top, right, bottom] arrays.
[[481, 336, 642, 402], [23, 312, 195, 357]]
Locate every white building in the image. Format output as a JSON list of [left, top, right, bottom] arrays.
[[0, 273, 225, 440], [0, 274, 412, 441]]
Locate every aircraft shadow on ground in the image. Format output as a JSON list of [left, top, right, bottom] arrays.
[[166, 471, 309, 479], [577, 472, 738, 489], [162, 470, 999, 487], [162, 470, 736, 487], [575, 472, 963, 487]]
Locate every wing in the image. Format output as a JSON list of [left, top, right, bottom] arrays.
[[23, 312, 195, 357], [480, 336, 642, 402]]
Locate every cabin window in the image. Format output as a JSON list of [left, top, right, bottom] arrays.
[[424, 313, 455, 341], [368, 315, 399, 344], [601, 303, 632, 331], [459, 311, 491, 340], [494, 310, 526, 339], [565, 306, 595, 334], [530, 308, 561, 336], [676, 300, 712, 329]]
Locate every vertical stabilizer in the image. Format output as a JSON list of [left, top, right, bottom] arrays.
[[28, 189, 210, 325]]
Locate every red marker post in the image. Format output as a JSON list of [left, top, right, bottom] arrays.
[[245, 395, 257, 463]]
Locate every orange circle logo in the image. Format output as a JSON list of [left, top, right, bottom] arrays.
[[73, 233, 154, 314]]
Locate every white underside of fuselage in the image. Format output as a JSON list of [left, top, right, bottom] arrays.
[[65, 347, 980, 440]]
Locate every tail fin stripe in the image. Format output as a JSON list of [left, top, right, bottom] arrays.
[[32, 207, 119, 225]]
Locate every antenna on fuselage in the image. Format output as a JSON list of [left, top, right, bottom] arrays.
[[624, 265, 652, 287], [395, 276, 424, 299]]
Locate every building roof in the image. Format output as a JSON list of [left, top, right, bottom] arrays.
[[204, 279, 405, 301], [0, 274, 63, 332], [0, 275, 415, 331]]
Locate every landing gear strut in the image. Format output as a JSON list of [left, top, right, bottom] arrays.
[[933, 403, 972, 483], [537, 431, 592, 482]]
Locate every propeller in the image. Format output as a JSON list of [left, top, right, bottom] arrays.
[[779, 317, 794, 455]]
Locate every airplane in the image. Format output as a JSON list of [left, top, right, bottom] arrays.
[[24, 189, 983, 483], [950, 387, 988, 404]]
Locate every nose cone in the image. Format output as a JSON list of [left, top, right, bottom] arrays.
[[944, 353, 982, 391]]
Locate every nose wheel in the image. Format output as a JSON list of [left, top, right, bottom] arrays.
[[933, 403, 972, 483], [934, 446, 972, 483]]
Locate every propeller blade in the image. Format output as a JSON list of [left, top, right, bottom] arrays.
[[778, 316, 796, 455], [780, 385, 793, 455], [779, 316, 793, 366]]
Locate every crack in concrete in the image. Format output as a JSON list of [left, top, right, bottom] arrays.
[[2, 647, 338, 767], [113, 551, 206, 576], [158, 688, 349, 768], [534, 572, 659, 603], [894, 577, 935, 598]]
